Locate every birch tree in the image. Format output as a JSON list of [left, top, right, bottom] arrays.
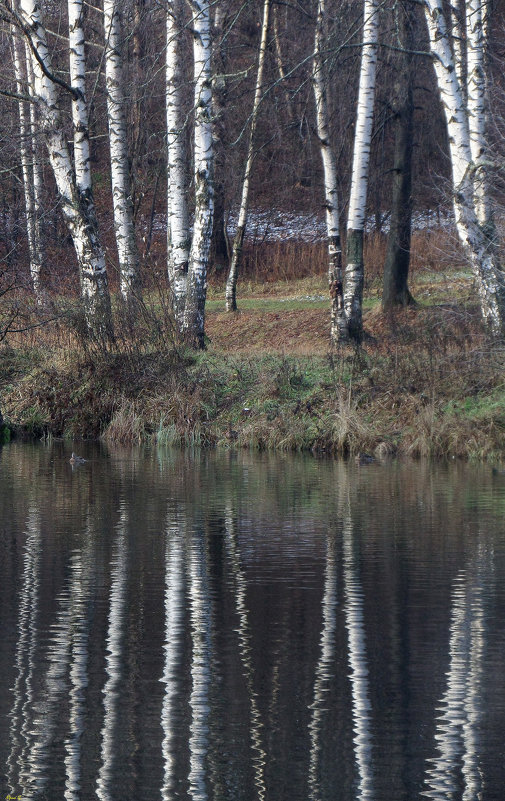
[[211, 4, 230, 267], [11, 29, 43, 300], [345, 0, 379, 343], [424, 0, 505, 337], [312, 0, 347, 344], [13, 0, 114, 342], [24, 44, 44, 287], [103, 0, 141, 308], [166, 0, 190, 328], [225, 0, 270, 312], [68, 0, 93, 218], [466, 0, 492, 231], [183, 0, 214, 348]]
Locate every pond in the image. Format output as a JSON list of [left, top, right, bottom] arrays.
[[1, 442, 505, 800]]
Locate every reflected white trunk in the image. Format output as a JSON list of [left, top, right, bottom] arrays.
[[64, 546, 92, 800], [7, 507, 42, 795], [188, 531, 212, 800], [161, 518, 186, 799], [26, 582, 73, 794], [225, 505, 267, 801], [308, 533, 338, 801], [424, 555, 488, 800], [343, 520, 373, 800], [97, 510, 128, 801]]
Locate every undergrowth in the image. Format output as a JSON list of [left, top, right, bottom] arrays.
[[1, 255, 505, 461]]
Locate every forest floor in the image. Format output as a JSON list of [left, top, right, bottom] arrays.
[[1, 259, 505, 462]]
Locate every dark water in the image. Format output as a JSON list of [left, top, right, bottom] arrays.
[[1, 443, 505, 801]]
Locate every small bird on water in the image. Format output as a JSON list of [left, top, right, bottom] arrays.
[[70, 452, 87, 464]]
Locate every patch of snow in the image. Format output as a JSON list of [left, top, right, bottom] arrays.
[[142, 206, 454, 244]]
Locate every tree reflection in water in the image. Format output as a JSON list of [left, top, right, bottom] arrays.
[[2, 445, 505, 801], [423, 546, 490, 801]]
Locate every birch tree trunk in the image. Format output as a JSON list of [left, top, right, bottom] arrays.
[[466, 0, 492, 231], [103, 0, 141, 307], [25, 44, 44, 288], [225, 0, 270, 312], [312, 0, 347, 344], [382, 0, 416, 310], [68, 0, 92, 211], [424, 0, 505, 337], [183, 0, 214, 348], [12, 29, 43, 300], [18, 0, 114, 343], [450, 0, 466, 100], [211, 4, 229, 267], [345, 0, 379, 343], [166, 0, 190, 329]]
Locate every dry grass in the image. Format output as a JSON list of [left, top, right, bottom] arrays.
[[2, 225, 505, 461]]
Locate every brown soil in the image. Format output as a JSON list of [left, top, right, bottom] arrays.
[[206, 302, 483, 355], [206, 308, 330, 354]]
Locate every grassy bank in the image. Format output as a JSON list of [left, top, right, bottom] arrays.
[[1, 261, 505, 461]]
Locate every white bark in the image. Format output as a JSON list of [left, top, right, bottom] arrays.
[[12, 29, 43, 299], [183, 0, 214, 348], [19, 0, 114, 342], [450, 0, 466, 98], [424, 0, 505, 337], [313, 0, 347, 345], [103, 0, 141, 305], [166, 0, 190, 327], [68, 0, 91, 195], [466, 0, 491, 227], [345, 0, 379, 342], [225, 0, 270, 312], [25, 44, 44, 287]]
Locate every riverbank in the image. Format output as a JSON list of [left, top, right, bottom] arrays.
[[2, 270, 505, 461]]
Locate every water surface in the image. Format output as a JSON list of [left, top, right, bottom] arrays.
[[1, 442, 505, 800]]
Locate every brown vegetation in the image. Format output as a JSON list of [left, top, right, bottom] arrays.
[[1, 230, 504, 462]]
